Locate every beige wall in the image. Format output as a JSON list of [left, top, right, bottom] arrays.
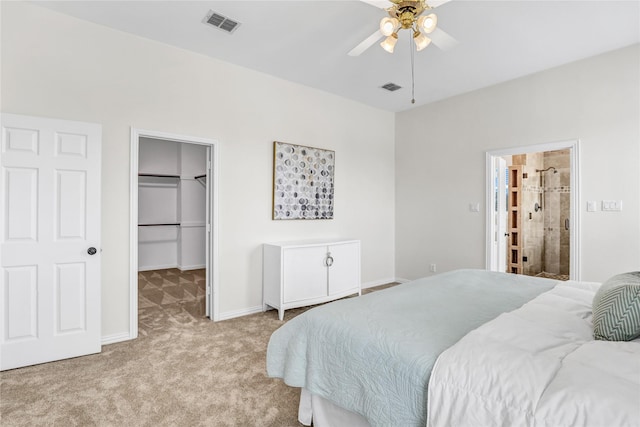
[[1, 3, 396, 339], [396, 44, 640, 283]]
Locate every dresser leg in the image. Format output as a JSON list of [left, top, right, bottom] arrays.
[[279, 308, 284, 321]]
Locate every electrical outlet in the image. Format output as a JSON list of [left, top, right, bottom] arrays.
[[430, 264, 436, 273]]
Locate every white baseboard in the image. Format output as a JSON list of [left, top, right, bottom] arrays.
[[217, 305, 264, 321], [217, 278, 407, 321], [394, 277, 411, 284], [178, 264, 206, 272], [138, 263, 177, 272], [101, 332, 132, 346], [138, 264, 205, 272], [361, 277, 400, 289]]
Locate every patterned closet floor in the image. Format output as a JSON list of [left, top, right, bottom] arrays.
[[138, 268, 206, 334]]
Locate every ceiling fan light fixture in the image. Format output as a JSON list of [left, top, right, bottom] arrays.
[[380, 33, 399, 53], [418, 13, 438, 34], [413, 31, 431, 51], [380, 17, 399, 37]]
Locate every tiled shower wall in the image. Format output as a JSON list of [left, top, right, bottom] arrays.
[[518, 153, 544, 276], [543, 149, 571, 275], [513, 149, 570, 276]]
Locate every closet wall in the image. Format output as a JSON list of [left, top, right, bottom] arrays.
[[138, 138, 207, 271]]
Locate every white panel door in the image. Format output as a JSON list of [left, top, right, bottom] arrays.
[[496, 157, 507, 273], [283, 246, 327, 303], [327, 242, 360, 295], [1, 113, 101, 371]]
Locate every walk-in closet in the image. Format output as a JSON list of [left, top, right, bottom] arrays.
[[137, 137, 209, 325]]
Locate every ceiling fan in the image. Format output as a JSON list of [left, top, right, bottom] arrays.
[[348, 0, 458, 56]]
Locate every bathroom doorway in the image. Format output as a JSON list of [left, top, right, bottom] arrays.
[[486, 141, 580, 281]]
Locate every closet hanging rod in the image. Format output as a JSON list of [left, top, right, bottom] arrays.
[[138, 173, 180, 178], [138, 223, 180, 227], [194, 174, 206, 180]]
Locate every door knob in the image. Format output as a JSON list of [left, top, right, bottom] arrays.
[[87, 247, 97, 255]]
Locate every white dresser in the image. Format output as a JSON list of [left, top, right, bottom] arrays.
[[263, 239, 361, 320]]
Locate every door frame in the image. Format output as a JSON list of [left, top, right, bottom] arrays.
[[129, 128, 220, 340], [495, 156, 507, 273], [485, 139, 581, 280]]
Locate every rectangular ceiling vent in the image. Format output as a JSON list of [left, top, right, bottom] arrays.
[[381, 82, 402, 92], [205, 10, 241, 34]]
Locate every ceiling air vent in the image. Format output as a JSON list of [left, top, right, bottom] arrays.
[[381, 82, 402, 92], [205, 10, 241, 34]]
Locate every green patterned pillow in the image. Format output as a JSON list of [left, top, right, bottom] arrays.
[[593, 272, 640, 341]]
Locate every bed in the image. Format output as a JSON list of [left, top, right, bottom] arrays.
[[427, 279, 640, 427], [266, 269, 640, 427]]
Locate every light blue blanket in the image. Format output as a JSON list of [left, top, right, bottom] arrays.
[[266, 269, 556, 427]]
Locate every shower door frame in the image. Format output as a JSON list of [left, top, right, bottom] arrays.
[[485, 139, 581, 281]]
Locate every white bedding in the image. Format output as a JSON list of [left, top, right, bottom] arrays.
[[427, 281, 640, 427]]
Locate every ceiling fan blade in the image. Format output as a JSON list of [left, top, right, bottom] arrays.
[[348, 30, 383, 57], [430, 27, 459, 51], [359, 0, 390, 9]]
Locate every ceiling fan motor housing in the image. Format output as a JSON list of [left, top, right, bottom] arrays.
[[390, 1, 429, 29]]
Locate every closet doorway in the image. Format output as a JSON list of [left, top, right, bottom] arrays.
[[130, 129, 219, 340], [486, 140, 580, 281]]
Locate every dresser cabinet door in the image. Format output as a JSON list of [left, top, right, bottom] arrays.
[[283, 246, 327, 303], [327, 242, 360, 296]]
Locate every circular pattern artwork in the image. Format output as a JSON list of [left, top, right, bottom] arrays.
[[273, 141, 334, 220]]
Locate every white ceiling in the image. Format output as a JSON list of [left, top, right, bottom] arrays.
[[33, 0, 640, 112]]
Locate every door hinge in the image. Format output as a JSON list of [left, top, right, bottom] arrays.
[[207, 160, 212, 171], [206, 286, 211, 296], [207, 223, 211, 233]]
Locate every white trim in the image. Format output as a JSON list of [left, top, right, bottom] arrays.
[[394, 278, 411, 284], [101, 332, 131, 346], [138, 263, 179, 272], [137, 263, 206, 272], [485, 139, 581, 281], [130, 128, 220, 342], [210, 142, 220, 321], [129, 129, 139, 340], [361, 277, 398, 289], [179, 264, 206, 272], [486, 155, 500, 273], [218, 278, 410, 322], [569, 141, 581, 281], [218, 306, 264, 321]]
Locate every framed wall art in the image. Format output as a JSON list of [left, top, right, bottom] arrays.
[[272, 141, 334, 220]]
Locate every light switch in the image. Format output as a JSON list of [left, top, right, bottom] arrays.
[[602, 200, 623, 211], [469, 203, 480, 213], [587, 201, 597, 212]]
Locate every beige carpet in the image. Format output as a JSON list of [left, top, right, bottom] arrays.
[[1, 271, 395, 426]]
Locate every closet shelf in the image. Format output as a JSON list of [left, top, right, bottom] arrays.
[[138, 173, 180, 179]]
